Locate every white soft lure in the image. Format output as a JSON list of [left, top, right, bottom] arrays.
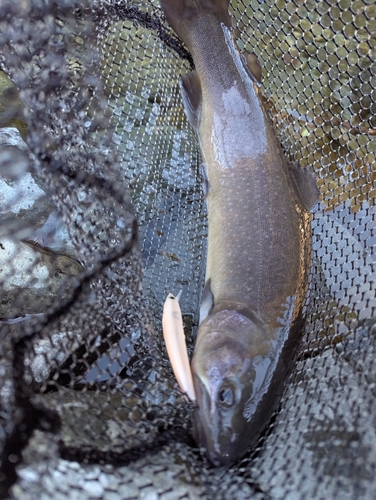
[[162, 292, 196, 401]]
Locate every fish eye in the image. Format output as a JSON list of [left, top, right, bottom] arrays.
[[218, 384, 235, 408]]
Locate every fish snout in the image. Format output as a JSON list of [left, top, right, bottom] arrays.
[[192, 408, 234, 467], [193, 407, 244, 467], [206, 448, 234, 468], [192, 383, 246, 467]]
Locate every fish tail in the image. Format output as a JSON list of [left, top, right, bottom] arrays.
[[160, 0, 231, 49]]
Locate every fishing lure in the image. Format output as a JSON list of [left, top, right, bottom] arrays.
[[162, 292, 196, 401]]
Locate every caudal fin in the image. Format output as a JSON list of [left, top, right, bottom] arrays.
[[160, 0, 231, 50]]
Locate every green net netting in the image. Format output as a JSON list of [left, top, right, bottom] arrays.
[[0, 0, 375, 498]]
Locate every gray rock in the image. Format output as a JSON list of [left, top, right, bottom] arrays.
[[0, 128, 55, 235], [0, 128, 83, 319], [0, 237, 83, 318], [82, 480, 104, 497]]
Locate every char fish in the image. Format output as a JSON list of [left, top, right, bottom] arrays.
[[160, 0, 318, 466]]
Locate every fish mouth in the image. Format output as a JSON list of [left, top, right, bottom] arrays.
[[192, 379, 250, 467], [193, 406, 247, 467]]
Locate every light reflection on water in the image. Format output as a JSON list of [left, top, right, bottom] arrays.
[[83, 337, 135, 383]]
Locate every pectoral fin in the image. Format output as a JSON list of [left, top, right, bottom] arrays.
[[241, 51, 262, 85], [199, 279, 214, 324], [289, 163, 319, 212], [200, 163, 209, 200], [180, 70, 202, 131]]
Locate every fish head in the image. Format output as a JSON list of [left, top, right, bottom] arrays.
[[191, 308, 271, 466]]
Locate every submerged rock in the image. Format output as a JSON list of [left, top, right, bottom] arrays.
[[0, 127, 83, 319]]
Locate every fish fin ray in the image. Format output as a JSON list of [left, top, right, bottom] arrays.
[[180, 70, 202, 131], [200, 278, 214, 324], [288, 162, 319, 211], [241, 51, 262, 85], [200, 162, 209, 200]]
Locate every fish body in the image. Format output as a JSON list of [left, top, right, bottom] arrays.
[[160, 0, 317, 466]]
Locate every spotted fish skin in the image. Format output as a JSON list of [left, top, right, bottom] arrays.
[[160, 0, 317, 466]]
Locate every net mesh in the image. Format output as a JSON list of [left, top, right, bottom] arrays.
[[0, 0, 375, 498]]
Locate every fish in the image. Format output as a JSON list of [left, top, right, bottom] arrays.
[[21, 239, 83, 276], [160, 0, 318, 466]]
